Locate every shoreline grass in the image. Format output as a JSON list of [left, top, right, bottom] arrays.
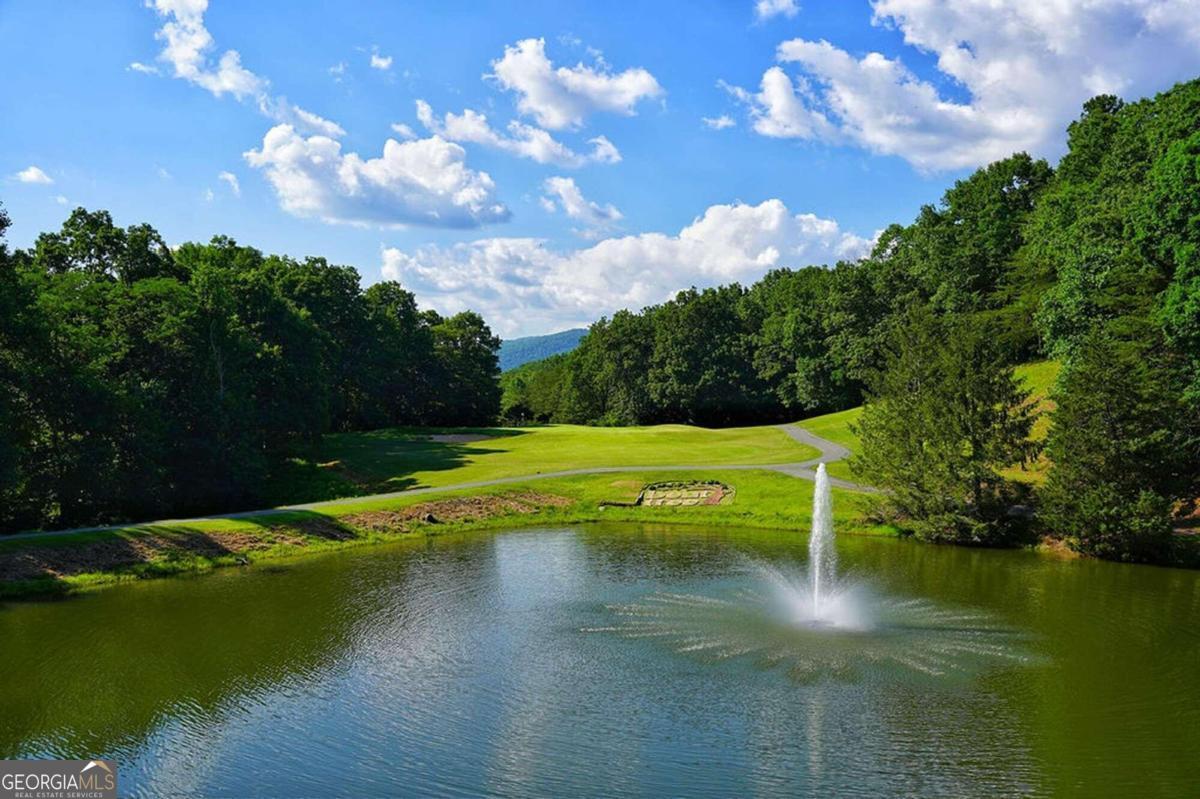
[[0, 469, 890, 600]]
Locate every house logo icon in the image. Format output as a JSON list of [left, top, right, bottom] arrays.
[[0, 759, 118, 799]]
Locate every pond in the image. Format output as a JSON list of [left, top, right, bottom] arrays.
[[1, 523, 1198, 797]]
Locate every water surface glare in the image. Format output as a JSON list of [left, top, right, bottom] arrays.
[[1, 523, 1198, 797]]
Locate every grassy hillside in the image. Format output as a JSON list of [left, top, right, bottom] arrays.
[[498, 328, 586, 371], [1002, 360, 1061, 484], [798, 361, 1061, 484], [270, 423, 819, 504]]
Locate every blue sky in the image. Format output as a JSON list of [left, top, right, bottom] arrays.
[[4, 0, 1200, 336]]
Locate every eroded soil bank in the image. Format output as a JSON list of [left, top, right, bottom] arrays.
[[0, 492, 572, 590]]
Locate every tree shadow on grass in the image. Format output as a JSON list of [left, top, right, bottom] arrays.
[[279, 427, 537, 502], [0, 527, 239, 601], [0, 513, 363, 602], [235, 510, 361, 541]]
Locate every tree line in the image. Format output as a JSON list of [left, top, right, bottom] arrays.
[[504, 79, 1200, 564], [0, 208, 501, 532]]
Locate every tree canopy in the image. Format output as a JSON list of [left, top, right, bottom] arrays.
[[0, 207, 500, 532], [501, 78, 1200, 563]]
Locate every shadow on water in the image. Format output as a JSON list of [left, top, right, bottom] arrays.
[[1, 523, 1199, 796], [0, 537, 398, 761]]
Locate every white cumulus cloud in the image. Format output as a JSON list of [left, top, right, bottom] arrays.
[[728, 0, 1200, 171], [416, 101, 621, 167], [541, 176, 622, 234], [390, 122, 416, 140], [370, 50, 393, 71], [244, 124, 509, 229], [381, 198, 871, 336], [755, 0, 799, 21], [490, 37, 663, 130], [144, 0, 342, 137], [721, 68, 835, 140], [14, 165, 53, 184], [702, 114, 736, 130], [143, 2, 502, 230]]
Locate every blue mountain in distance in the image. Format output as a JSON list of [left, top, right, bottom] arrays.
[[499, 328, 587, 372]]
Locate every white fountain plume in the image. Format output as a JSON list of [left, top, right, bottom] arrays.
[[590, 460, 1030, 680], [808, 463, 836, 620]]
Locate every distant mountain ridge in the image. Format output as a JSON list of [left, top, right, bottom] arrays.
[[499, 328, 587, 371]]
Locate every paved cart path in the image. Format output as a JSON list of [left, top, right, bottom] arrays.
[[2, 425, 874, 543]]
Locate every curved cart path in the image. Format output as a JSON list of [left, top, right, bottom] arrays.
[[2, 424, 874, 543]]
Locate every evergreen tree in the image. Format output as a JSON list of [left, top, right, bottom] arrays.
[[853, 310, 1038, 545], [1039, 329, 1199, 562]]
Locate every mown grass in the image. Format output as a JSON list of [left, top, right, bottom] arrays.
[[1002, 360, 1061, 484], [796, 361, 1062, 485], [795, 407, 862, 483], [1, 362, 1067, 599], [268, 423, 819, 504], [0, 469, 887, 599]]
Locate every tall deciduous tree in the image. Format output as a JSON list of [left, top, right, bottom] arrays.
[[429, 311, 501, 426], [0, 208, 505, 533]]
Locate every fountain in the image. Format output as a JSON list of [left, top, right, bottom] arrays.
[[807, 463, 835, 621], [591, 463, 1030, 679]]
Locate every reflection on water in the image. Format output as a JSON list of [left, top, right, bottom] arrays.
[[0, 523, 1198, 797], [591, 561, 1031, 681]]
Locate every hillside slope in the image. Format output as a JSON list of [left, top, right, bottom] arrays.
[[499, 328, 586, 371], [798, 361, 1061, 483]]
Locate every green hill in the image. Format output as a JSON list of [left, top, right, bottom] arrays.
[[499, 328, 586, 371]]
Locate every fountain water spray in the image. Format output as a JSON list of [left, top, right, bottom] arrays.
[[594, 460, 1028, 678], [808, 463, 836, 620]]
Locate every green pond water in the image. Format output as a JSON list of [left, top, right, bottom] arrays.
[[1, 523, 1198, 797]]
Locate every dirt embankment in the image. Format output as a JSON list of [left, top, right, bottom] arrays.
[[0, 492, 572, 586], [345, 492, 572, 533]]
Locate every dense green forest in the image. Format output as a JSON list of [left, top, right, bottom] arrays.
[[504, 80, 1200, 563], [5, 80, 1200, 563], [0, 208, 501, 533]]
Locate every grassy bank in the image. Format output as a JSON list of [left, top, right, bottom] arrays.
[[0, 469, 886, 599]]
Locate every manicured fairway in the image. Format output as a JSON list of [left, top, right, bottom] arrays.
[[275, 423, 820, 502], [1, 363, 1062, 598]]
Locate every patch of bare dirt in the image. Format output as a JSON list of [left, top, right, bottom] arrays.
[[0, 494, 570, 586], [1037, 535, 1082, 560], [345, 491, 572, 534]]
